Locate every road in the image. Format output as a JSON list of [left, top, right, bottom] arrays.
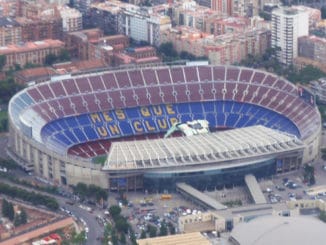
[[0, 179, 103, 245]]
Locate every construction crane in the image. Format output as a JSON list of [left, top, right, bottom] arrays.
[[164, 119, 210, 138]]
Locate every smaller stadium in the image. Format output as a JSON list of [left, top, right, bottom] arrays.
[[7, 64, 321, 190]]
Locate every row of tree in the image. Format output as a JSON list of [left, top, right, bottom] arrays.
[[44, 49, 70, 66], [0, 182, 59, 211], [239, 48, 326, 84], [2, 199, 27, 226], [104, 205, 137, 245], [0, 77, 25, 104], [73, 182, 108, 203], [158, 42, 206, 62], [140, 220, 175, 239]]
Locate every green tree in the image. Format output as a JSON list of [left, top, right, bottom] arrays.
[[321, 6, 326, 19], [114, 216, 129, 233], [111, 228, 119, 245], [71, 230, 86, 245], [129, 228, 138, 245], [109, 205, 121, 219], [14, 208, 28, 226], [58, 49, 70, 62], [45, 53, 57, 65], [168, 222, 176, 235], [0, 55, 6, 71], [158, 42, 178, 58], [2, 199, 14, 221], [119, 232, 126, 244], [159, 221, 168, 236], [20, 208, 27, 224], [140, 229, 147, 239], [74, 182, 88, 199], [319, 210, 326, 222], [303, 164, 315, 185], [147, 224, 157, 238]]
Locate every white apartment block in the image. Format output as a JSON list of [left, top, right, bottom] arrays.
[[271, 7, 308, 65], [59, 5, 83, 32], [118, 5, 171, 47]]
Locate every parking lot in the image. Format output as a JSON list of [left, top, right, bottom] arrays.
[[107, 191, 204, 238], [259, 161, 326, 205]]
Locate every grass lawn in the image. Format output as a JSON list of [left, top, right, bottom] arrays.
[[92, 155, 107, 165]]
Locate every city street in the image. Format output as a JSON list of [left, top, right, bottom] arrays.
[[0, 178, 103, 245]]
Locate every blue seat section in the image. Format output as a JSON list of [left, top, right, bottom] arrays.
[[217, 113, 226, 126], [40, 100, 301, 151], [73, 128, 87, 142], [202, 101, 215, 113], [231, 103, 242, 114], [119, 121, 134, 135], [65, 130, 78, 143], [205, 113, 217, 126], [125, 107, 140, 118], [84, 126, 99, 141], [78, 114, 91, 125], [20, 92, 34, 105], [226, 114, 240, 127], [175, 103, 190, 114], [65, 117, 79, 128], [54, 132, 72, 146]]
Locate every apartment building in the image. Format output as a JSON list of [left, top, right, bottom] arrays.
[[0, 39, 64, 70], [271, 7, 309, 65]]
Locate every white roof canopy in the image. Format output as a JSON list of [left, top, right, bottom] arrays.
[[103, 125, 304, 171]]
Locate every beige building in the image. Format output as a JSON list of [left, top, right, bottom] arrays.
[[0, 39, 64, 70], [137, 232, 211, 245], [0, 17, 21, 46], [161, 26, 270, 65], [58, 5, 83, 33]]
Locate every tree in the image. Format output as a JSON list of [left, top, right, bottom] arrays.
[[0, 55, 6, 71], [168, 222, 176, 235], [20, 208, 27, 224], [109, 205, 121, 219], [140, 229, 147, 239], [115, 216, 129, 233], [74, 183, 88, 199], [14, 208, 27, 226], [129, 228, 138, 245], [319, 210, 326, 222], [44, 53, 57, 66], [158, 42, 178, 58], [303, 164, 315, 185], [111, 229, 119, 245], [321, 6, 326, 19], [120, 232, 126, 244], [147, 224, 157, 238], [59, 49, 70, 62], [2, 199, 14, 221], [71, 230, 86, 245], [159, 221, 168, 236]]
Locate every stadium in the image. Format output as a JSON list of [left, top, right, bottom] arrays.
[[7, 64, 321, 191]]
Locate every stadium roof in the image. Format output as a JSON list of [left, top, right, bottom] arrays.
[[103, 125, 304, 171]]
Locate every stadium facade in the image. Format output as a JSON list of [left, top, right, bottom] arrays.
[[8, 65, 321, 190]]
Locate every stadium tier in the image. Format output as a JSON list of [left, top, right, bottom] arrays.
[[8, 65, 321, 189]]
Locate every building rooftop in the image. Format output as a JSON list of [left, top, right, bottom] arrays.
[[177, 183, 227, 210], [103, 125, 304, 171], [230, 216, 326, 245], [244, 174, 267, 205], [137, 232, 210, 245], [0, 39, 64, 54], [0, 17, 19, 27]]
